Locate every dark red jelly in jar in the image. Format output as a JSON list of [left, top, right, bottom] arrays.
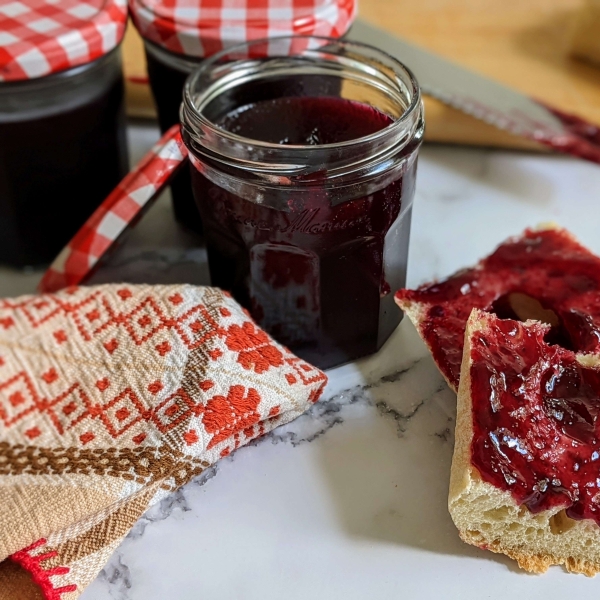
[[192, 97, 416, 367], [181, 38, 424, 369], [0, 50, 128, 267]]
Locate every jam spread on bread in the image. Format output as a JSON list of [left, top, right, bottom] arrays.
[[396, 228, 600, 389], [469, 314, 600, 524]]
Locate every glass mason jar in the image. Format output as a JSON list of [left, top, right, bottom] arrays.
[[130, 0, 356, 235], [0, 49, 129, 268], [181, 37, 424, 369]]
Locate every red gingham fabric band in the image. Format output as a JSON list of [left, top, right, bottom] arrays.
[[129, 0, 357, 58], [39, 125, 188, 294], [0, 0, 128, 82]]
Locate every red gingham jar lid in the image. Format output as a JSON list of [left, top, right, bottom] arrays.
[[0, 0, 128, 82], [128, 0, 357, 58]]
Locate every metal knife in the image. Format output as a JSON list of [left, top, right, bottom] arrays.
[[350, 19, 600, 164]]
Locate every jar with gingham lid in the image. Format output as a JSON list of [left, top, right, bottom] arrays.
[[0, 0, 129, 268], [180, 36, 424, 368], [128, 0, 357, 234]]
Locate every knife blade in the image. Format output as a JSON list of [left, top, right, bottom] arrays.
[[349, 19, 600, 164]]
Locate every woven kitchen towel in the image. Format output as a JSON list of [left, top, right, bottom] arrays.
[[0, 283, 327, 599]]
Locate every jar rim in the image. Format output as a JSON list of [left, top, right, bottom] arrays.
[[181, 35, 422, 156]]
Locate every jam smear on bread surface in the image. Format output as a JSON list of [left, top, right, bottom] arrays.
[[396, 227, 600, 390], [469, 312, 600, 524]]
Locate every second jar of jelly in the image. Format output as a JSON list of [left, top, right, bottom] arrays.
[[0, 0, 129, 268], [128, 0, 356, 234], [181, 37, 424, 369]]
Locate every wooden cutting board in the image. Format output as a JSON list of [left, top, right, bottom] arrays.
[[123, 0, 600, 150]]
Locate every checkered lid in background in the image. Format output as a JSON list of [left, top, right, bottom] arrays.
[[128, 0, 357, 58], [0, 0, 128, 82]]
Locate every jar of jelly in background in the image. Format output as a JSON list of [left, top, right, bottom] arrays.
[[128, 0, 356, 235], [0, 0, 129, 268], [181, 37, 424, 369]]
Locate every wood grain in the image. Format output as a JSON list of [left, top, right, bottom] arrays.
[[122, 0, 600, 150], [123, 25, 155, 120]]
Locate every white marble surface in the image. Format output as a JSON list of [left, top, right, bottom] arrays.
[[4, 123, 600, 598]]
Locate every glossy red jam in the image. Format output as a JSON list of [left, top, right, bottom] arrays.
[[396, 228, 600, 389], [538, 103, 600, 165], [469, 313, 600, 524], [192, 96, 417, 369], [216, 96, 392, 144]]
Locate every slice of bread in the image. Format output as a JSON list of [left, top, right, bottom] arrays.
[[449, 309, 600, 575], [395, 224, 600, 392]]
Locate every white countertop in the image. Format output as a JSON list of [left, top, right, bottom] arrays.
[[4, 123, 600, 599]]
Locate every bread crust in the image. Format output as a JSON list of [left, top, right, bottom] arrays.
[[448, 310, 600, 576], [395, 297, 459, 392]]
